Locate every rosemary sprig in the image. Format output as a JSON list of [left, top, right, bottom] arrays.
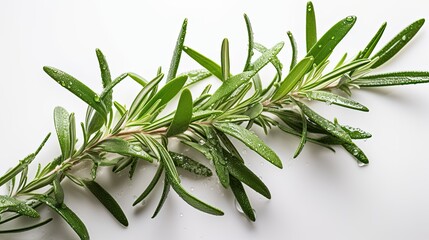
[[1, 2, 429, 239]]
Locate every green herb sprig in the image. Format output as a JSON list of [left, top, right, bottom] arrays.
[[1, 2, 429, 239]]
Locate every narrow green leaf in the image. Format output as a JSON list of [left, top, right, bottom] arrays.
[[306, 1, 317, 52], [95, 48, 113, 111], [0, 154, 35, 187], [182, 69, 212, 87], [44, 66, 107, 119], [216, 130, 244, 162], [69, 113, 76, 157], [99, 138, 152, 162], [160, 147, 223, 215], [306, 16, 356, 66], [213, 122, 282, 168], [169, 151, 212, 177], [244, 103, 263, 119], [306, 91, 369, 111], [0, 218, 52, 234], [294, 100, 353, 144], [114, 101, 127, 116], [202, 71, 255, 108], [35, 133, 51, 156], [82, 180, 128, 226], [53, 177, 64, 205], [354, 71, 429, 87], [334, 53, 348, 69], [149, 137, 180, 184], [358, 22, 387, 59], [167, 18, 188, 82], [170, 179, 224, 216], [138, 75, 188, 117], [127, 72, 148, 87], [35, 195, 89, 240], [304, 59, 371, 90], [100, 73, 128, 100], [204, 127, 230, 187], [54, 106, 71, 160], [133, 164, 164, 206], [85, 110, 104, 137], [372, 19, 425, 68], [342, 142, 369, 164], [129, 73, 164, 118], [243, 13, 255, 71], [203, 42, 284, 108], [191, 110, 223, 121], [152, 177, 170, 218], [287, 31, 298, 70], [229, 175, 255, 221], [221, 38, 231, 81], [225, 152, 271, 199], [253, 42, 284, 78], [183, 46, 223, 80], [271, 57, 314, 101], [294, 106, 308, 158], [166, 89, 193, 137], [0, 195, 39, 218]]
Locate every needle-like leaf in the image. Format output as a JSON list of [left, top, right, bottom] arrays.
[[166, 89, 193, 137], [214, 122, 282, 168], [54, 106, 71, 160], [306, 16, 356, 66], [44, 66, 107, 119], [0, 195, 39, 218], [35, 195, 89, 240], [229, 175, 255, 221], [271, 57, 314, 101], [306, 1, 317, 52], [82, 180, 129, 226], [306, 91, 369, 111], [183, 46, 223, 80], [167, 19, 188, 82], [371, 19, 425, 68], [354, 71, 429, 87], [99, 138, 152, 162], [221, 38, 231, 81], [295, 100, 353, 144]]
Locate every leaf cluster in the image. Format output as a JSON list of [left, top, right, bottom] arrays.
[[1, 2, 429, 239]]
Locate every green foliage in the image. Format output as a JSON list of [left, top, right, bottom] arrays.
[[1, 2, 429, 238]]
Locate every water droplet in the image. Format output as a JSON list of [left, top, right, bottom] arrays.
[[402, 35, 407, 41], [132, 145, 142, 152], [241, 149, 247, 155], [307, 6, 312, 12], [346, 16, 354, 22], [331, 36, 335, 40], [318, 44, 322, 48], [358, 161, 367, 167], [60, 81, 65, 87], [94, 95, 101, 102], [352, 149, 359, 156], [190, 187, 194, 192], [199, 139, 206, 145], [234, 199, 243, 214], [179, 212, 184, 217]]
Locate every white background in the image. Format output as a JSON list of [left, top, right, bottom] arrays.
[[1, 0, 429, 239]]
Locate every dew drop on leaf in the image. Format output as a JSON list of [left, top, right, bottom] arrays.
[[94, 95, 101, 102]]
